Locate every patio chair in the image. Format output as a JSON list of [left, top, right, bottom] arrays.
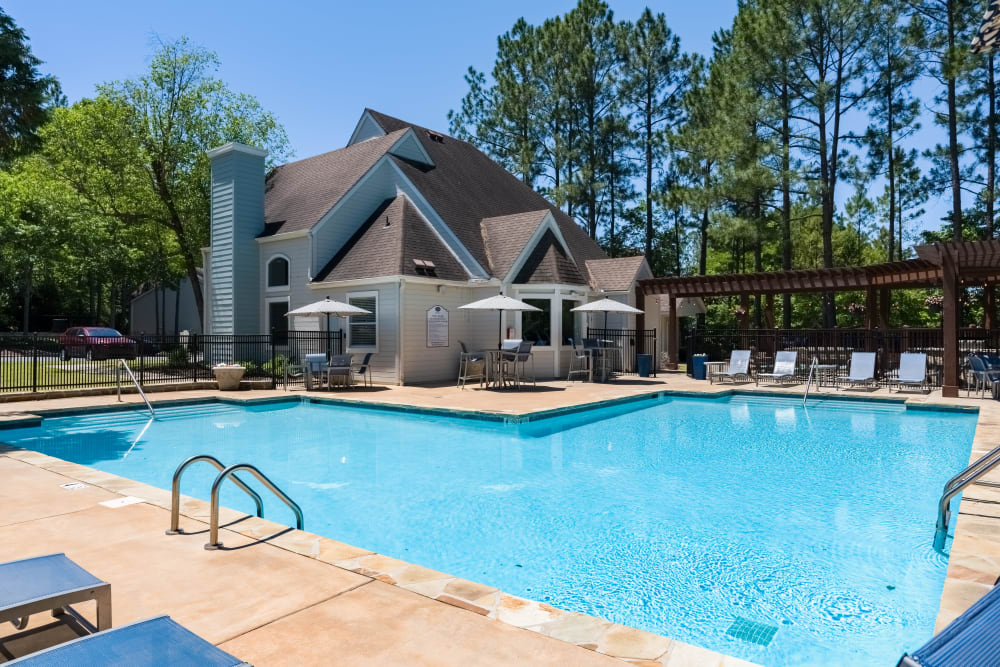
[[712, 350, 752, 384], [499, 339, 524, 388], [303, 353, 328, 391], [326, 354, 353, 388], [457, 341, 486, 389], [7, 615, 248, 666], [968, 354, 1000, 398], [514, 340, 536, 387], [755, 350, 798, 386], [838, 352, 877, 390], [897, 582, 1000, 667], [0, 553, 111, 633], [566, 338, 591, 382], [894, 352, 928, 393], [351, 352, 374, 388]]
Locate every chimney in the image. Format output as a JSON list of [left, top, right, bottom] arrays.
[[207, 142, 267, 334]]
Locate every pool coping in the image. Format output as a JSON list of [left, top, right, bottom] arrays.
[[1, 384, 991, 662]]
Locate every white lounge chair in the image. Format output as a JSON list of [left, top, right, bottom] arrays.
[[756, 350, 798, 386], [838, 352, 877, 390], [711, 350, 752, 384], [894, 353, 928, 393]]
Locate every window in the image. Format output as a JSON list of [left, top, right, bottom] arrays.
[[267, 256, 289, 288], [348, 292, 377, 349], [562, 300, 582, 345], [267, 300, 289, 344], [521, 298, 552, 346]]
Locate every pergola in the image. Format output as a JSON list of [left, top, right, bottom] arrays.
[[635, 239, 1000, 397]]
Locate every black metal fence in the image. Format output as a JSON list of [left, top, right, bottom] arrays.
[[0, 331, 343, 394], [683, 327, 1000, 388], [586, 328, 657, 375]]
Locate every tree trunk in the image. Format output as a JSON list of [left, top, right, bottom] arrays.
[[887, 47, 896, 262], [781, 79, 793, 328], [947, 1, 963, 242], [644, 96, 654, 259]]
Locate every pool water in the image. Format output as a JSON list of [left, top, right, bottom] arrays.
[[0, 395, 977, 666]]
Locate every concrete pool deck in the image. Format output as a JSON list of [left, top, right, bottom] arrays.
[[0, 375, 997, 664]]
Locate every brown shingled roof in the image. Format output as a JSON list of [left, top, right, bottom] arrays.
[[513, 229, 587, 285], [314, 195, 468, 283], [480, 210, 549, 278], [263, 129, 408, 235], [585, 256, 649, 292], [364, 109, 608, 279]]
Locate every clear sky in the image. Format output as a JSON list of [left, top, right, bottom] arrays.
[[7, 0, 735, 158], [6, 0, 955, 237]]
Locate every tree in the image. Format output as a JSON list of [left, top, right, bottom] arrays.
[[620, 9, 690, 259], [0, 8, 61, 165], [908, 0, 980, 242], [39, 37, 291, 328]]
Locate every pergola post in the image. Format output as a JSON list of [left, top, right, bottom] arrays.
[[865, 288, 877, 330], [986, 284, 996, 329], [666, 291, 678, 370], [878, 288, 890, 329], [942, 248, 960, 398], [634, 284, 646, 357]]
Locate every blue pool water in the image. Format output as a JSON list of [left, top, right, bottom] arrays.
[[0, 395, 977, 665]]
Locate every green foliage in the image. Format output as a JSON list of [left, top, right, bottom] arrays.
[[166, 347, 189, 368]]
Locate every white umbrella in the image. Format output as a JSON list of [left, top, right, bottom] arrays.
[[572, 298, 644, 329], [459, 294, 541, 349], [285, 296, 372, 356]]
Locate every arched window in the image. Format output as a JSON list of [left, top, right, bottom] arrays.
[[267, 256, 289, 288]]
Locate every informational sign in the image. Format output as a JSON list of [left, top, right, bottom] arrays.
[[427, 305, 449, 347]]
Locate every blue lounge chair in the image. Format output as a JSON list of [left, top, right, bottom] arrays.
[[712, 350, 752, 384], [7, 615, 247, 666], [756, 350, 798, 386], [838, 352, 877, 390], [0, 553, 111, 632], [898, 583, 1000, 666]]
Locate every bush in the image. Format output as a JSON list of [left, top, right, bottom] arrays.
[[167, 347, 189, 367], [262, 355, 288, 377]]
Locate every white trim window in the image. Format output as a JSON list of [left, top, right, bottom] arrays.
[[266, 255, 290, 290], [347, 291, 378, 351]]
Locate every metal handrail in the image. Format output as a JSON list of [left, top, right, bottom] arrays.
[[204, 463, 304, 550], [934, 445, 1000, 551], [165, 455, 263, 535], [118, 360, 155, 419], [803, 357, 818, 406]]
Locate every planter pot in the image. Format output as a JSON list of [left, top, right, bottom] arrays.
[[213, 366, 245, 391]]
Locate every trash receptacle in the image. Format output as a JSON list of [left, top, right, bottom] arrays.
[[691, 353, 708, 380], [637, 354, 653, 378]]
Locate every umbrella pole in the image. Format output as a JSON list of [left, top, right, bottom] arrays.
[[326, 314, 331, 359], [497, 310, 502, 350]]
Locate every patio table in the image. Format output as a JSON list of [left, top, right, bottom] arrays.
[[483, 349, 533, 388], [590, 346, 622, 382]]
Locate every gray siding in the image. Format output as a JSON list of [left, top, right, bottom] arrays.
[[130, 276, 202, 335], [258, 237, 311, 332], [209, 145, 265, 334]]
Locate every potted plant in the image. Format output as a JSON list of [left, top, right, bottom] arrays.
[[845, 302, 865, 323], [925, 294, 944, 314], [213, 363, 245, 391]]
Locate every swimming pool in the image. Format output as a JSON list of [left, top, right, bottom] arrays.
[[0, 394, 977, 665]]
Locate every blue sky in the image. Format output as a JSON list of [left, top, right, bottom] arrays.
[[7, 0, 956, 237]]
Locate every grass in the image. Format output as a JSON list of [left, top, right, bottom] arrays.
[[0, 356, 192, 392]]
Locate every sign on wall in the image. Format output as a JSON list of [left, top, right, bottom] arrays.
[[426, 305, 449, 347]]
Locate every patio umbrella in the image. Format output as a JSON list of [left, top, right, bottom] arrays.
[[285, 296, 371, 357], [572, 298, 644, 329], [459, 294, 541, 349]]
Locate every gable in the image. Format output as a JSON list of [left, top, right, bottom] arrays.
[[348, 110, 388, 144], [513, 229, 586, 285]]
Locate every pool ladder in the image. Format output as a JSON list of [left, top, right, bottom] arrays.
[[165, 455, 304, 550], [803, 357, 819, 405], [933, 445, 1000, 552], [117, 360, 155, 419]]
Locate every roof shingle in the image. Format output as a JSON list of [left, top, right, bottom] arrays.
[[585, 256, 649, 292]]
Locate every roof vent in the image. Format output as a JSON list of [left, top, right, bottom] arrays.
[[426, 130, 445, 143], [413, 258, 437, 277], [383, 216, 391, 228]]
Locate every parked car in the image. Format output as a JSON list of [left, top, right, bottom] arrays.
[[59, 327, 137, 361]]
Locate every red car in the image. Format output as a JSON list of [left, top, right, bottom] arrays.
[[59, 327, 137, 361]]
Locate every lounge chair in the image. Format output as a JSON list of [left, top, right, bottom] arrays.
[[7, 615, 247, 666], [0, 553, 111, 633], [457, 341, 486, 389], [968, 354, 1000, 398], [711, 350, 752, 384], [755, 350, 798, 386], [326, 354, 353, 388], [894, 352, 928, 393], [351, 352, 374, 388], [897, 582, 1000, 667], [838, 352, 877, 390]]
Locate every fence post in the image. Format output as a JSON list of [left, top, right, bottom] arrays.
[[270, 331, 277, 389], [191, 333, 198, 383], [31, 332, 38, 393]]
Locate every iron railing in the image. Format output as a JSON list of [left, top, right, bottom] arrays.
[[586, 328, 657, 375], [683, 327, 1000, 388], [0, 330, 343, 394]]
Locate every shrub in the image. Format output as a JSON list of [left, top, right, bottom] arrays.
[[167, 347, 189, 367]]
